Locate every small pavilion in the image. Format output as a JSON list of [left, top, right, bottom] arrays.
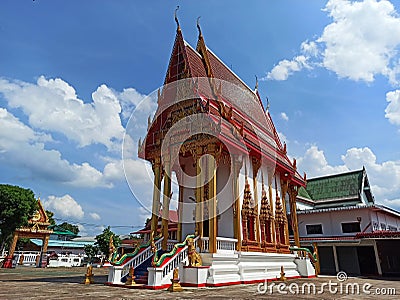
[[3, 198, 52, 268]]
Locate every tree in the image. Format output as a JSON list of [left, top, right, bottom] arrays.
[[0, 184, 38, 253], [58, 222, 79, 235], [84, 244, 99, 264], [95, 226, 120, 257], [45, 210, 56, 225]]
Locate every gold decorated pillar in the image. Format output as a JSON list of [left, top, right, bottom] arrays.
[[161, 155, 171, 251], [280, 178, 290, 246], [207, 145, 217, 253], [289, 184, 300, 248], [233, 155, 242, 251], [268, 171, 276, 247], [195, 147, 204, 249], [151, 157, 162, 237], [252, 158, 261, 246], [177, 184, 183, 242]]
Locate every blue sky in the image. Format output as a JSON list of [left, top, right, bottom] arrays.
[[1, 0, 400, 236]]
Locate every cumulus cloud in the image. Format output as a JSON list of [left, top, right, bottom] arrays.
[[43, 194, 85, 219], [266, 0, 400, 84], [89, 212, 101, 220], [0, 108, 113, 187], [297, 145, 400, 210], [280, 112, 289, 121], [297, 145, 349, 177], [385, 89, 400, 126], [0, 76, 125, 151], [267, 55, 310, 80]]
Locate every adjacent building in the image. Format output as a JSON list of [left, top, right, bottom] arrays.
[[295, 168, 400, 276]]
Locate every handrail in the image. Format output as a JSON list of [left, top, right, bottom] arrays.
[[153, 234, 196, 267], [289, 246, 318, 263], [111, 235, 162, 266]]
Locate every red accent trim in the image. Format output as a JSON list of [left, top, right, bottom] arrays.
[[104, 282, 146, 289], [144, 284, 171, 290], [106, 275, 311, 290], [181, 282, 207, 287], [206, 281, 242, 287], [2, 256, 13, 268]]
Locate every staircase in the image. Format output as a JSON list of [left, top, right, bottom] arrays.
[[133, 250, 166, 284]]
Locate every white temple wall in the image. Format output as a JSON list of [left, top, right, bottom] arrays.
[[217, 162, 234, 238]]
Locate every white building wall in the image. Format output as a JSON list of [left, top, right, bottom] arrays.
[[217, 162, 234, 238], [298, 208, 371, 237]]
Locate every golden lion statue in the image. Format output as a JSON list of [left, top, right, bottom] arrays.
[[187, 237, 202, 267]]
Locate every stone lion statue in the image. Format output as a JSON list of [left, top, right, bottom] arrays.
[[187, 237, 202, 267]]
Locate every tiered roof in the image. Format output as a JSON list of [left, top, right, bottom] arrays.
[[143, 21, 304, 186]]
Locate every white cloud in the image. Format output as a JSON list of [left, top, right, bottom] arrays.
[[267, 55, 310, 80], [385, 89, 400, 125], [118, 87, 146, 120], [319, 0, 400, 83], [89, 212, 101, 220], [0, 76, 125, 151], [0, 108, 113, 188], [280, 112, 289, 121], [297, 145, 400, 210], [297, 145, 348, 177], [267, 0, 400, 84], [301, 40, 319, 57], [43, 194, 84, 219]]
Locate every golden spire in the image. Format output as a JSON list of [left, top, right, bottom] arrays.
[[197, 16, 203, 38], [174, 6, 181, 32]]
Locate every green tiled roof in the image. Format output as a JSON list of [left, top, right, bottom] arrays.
[[306, 169, 363, 201], [298, 186, 312, 200]]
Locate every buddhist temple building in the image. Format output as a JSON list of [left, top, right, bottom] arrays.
[[107, 14, 316, 288]]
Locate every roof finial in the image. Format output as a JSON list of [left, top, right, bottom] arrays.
[[197, 16, 203, 38], [266, 96, 270, 112], [255, 75, 258, 91], [174, 6, 181, 31]]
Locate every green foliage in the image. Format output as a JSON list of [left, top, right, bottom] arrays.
[[0, 184, 38, 252], [58, 222, 79, 235], [45, 210, 56, 225], [95, 226, 120, 256], [84, 244, 99, 263]]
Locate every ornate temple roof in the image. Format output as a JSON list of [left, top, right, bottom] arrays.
[[143, 21, 305, 186]]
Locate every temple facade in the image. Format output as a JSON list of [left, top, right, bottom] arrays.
[[108, 16, 315, 288]]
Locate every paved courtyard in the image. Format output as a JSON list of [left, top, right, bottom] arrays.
[[0, 267, 399, 299]]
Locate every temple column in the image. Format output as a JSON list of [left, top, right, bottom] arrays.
[[177, 184, 183, 242], [195, 147, 204, 250], [280, 178, 290, 246], [233, 155, 242, 251], [289, 184, 300, 248], [161, 155, 171, 251], [40, 234, 50, 268], [268, 171, 277, 249], [252, 158, 261, 247], [2, 232, 19, 268], [207, 145, 217, 253], [151, 157, 162, 237], [8, 232, 18, 258]]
